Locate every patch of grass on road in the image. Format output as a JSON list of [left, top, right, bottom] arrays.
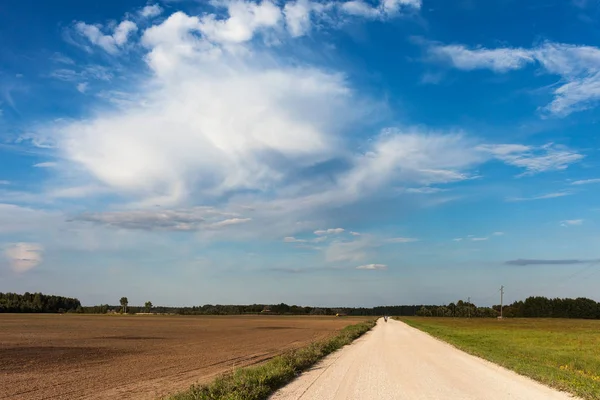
[[399, 317, 600, 400], [167, 319, 376, 400]]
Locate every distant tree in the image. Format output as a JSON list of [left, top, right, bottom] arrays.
[[144, 301, 153, 313], [120, 297, 128, 314]]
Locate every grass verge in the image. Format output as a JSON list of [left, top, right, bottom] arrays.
[[167, 319, 376, 400], [399, 317, 600, 400]]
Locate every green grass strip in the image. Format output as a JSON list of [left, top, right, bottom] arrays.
[[399, 317, 600, 400], [167, 319, 376, 400]]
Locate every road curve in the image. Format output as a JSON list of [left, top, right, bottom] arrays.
[[271, 318, 577, 400]]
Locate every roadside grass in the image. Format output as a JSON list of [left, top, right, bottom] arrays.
[[167, 319, 376, 400], [399, 317, 600, 400]]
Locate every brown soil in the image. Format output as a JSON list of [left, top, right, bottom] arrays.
[[0, 314, 365, 400]]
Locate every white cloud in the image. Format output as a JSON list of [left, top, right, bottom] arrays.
[[405, 186, 445, 194], [426, 41, 600, 116], [428, 44, 534, 73], [140, 4, 163, 18], [77, 82, 89, 93], [356, 263, 387, 270], [51, 66, 113, 83], [338, 131, 485, 198], [492, 231, 504, 236], [350, 231, 361, 236], [51, 52, 75, 65], [284, 236, 307, 242], [507, 192, 573, 202], [471, 237, 488, 241], [75, 20, 138, 54], [452, 238, 463, 241], [314, 228, 345, 235], [283, 0, 318, 37], [74, 207, 244, 231], [341, 0, 420, 19], [561, 219, 583, 227], [198, 0, 283, 44], [478, 143, 583, 176], [31, 6, 589, 246], [325, 237, 372, 263], [386, 237, 418, 243], [571, 178, 600, 185], [49, 10, 365, 207], [33, 162, 57, 168], [208, 217, 251, 228], [3, 243, 43, 273]]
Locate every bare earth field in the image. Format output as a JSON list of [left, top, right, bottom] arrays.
[[0, 314, 365, 400]]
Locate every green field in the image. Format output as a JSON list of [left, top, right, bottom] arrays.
[[399, 317, 600, 400]]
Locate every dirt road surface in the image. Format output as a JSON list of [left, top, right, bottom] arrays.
[[271, 319, 577, 400]]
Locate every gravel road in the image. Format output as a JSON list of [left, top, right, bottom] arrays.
[[271, 318, 577, 400]]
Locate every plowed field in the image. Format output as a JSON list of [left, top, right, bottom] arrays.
[[0, 314, 364, 400]]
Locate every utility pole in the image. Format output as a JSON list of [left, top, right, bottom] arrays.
[[500, 285, 504, 319], [467, 296, 471, 318]]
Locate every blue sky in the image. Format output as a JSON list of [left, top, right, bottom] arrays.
[[1, 0, 600, 307]]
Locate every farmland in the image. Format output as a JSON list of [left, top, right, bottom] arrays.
[[0, 314, 366, 400], [400, 317, 600, 400]]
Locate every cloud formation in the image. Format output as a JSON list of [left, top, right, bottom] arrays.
[[75, 20, 138, 53], [314, 228, 345, 235], [478, 143, 583, 176], [386, 237, 418, 243], [3, 243, 44, 272], [506, 259, 598, 266], [506, 192, 572, 202], [571, 178, 600, 185], [140, 5, 163, 19], [73, 208, 245, 231], [426, 41, 600, 116], [356, 263, 387, 270], [561, 219, 583, 227]]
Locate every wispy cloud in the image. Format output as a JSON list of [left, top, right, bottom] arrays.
[[425, 41, 600, 116], [478, 143, 583, 176], [74, 19, 137, 54], [405, 186, 445, 194], [139, 4, 163, 18], [76, 82, 89, 93], [33, 162, 57, 168], [452, 238, 463, 242], [506, 192, 573, 202], [50, 52, 75, 65], [506, 259, 598, 266], [0, 180, 9, 185], [356, 263, 387, 270], [471, 237, 488, 241], [314, 228, 345, 235], [571, 178, 600, 185], [283, 236, 307, 243], [492, 231, 504, 236], [561, 219, 583, 227], [386, 237, 419, 243], [208, 218, 251, 229], [3, 243, 44, 272], [73, 208, 243, 231]]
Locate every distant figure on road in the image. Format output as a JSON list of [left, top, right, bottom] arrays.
[[384, 316, 388, 322]]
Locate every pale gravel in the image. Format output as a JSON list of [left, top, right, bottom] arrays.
[[271, 318, 579, 400]]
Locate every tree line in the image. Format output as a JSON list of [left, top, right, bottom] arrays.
[[4, 292, 600, 319], [496, 296, 600, 319], [0, 292, 81, 313]]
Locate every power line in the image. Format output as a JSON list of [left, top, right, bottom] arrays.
[[467, 296, 471, 318], [500, 285, 504, 319]]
